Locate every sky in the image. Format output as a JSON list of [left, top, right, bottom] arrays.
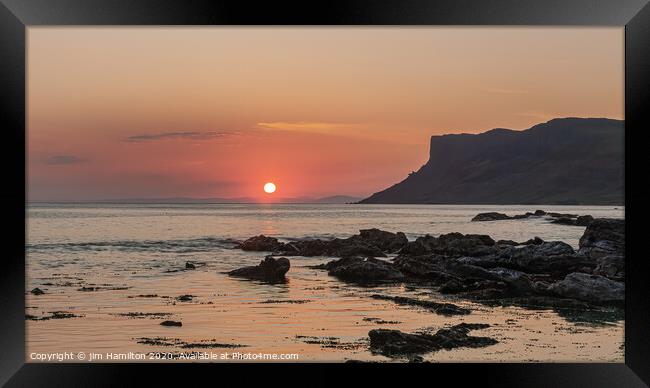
[[27, 27, 624, 201]]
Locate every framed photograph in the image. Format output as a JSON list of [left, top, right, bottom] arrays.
[[1, 0, 649, 386]]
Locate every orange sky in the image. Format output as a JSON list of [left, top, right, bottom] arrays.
[[27, 27, 623, 201]]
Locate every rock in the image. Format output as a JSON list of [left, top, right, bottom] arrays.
[[400, 235, 438, 256], [437, 279, 464, 294], [547, 212, 579, 218], [177, 294, 193, 301], [31, 287, 45, 295], [393, 256, 508, 286], [282, 237, 386, 258], [370, 294, 470, 315], [575, 215, 595, 226], [160, 320, 182, 327], [325, 257, 404, 283], [551, 215, 594, 226], [185, 262, 196, 269], [487, 268, 534, 294], [431, 323, 497, 349], [326, 239, 387, 258], [369, 330, 436, 356], [454, 240, 596, 279], [277, 243, 300, 255], [497, 237, 543, 246], [521, 237, 544, 245], [414, 262, 533, 297], [578, 218, 625, 258], [310, 256, 356, 271], [496, 240, 519, 246], [227, 256, 290, 283], [350, 228, 408, 253], [238, 235, 284, 252], [440, 262, 499, 280], [285, 239, 331, 256], [369, 323, 496, 357], [593, 255, 624, 281], [391, 254, 454, 280], [548, 272, 624, 305], [494, 241, 592, 276], [401, 233, 495, 257], [437, 233, 496, 256], [471, 212, 511, 222], [472, 210, 550, 222], [531, 241, 575, 256], [552, 217, 576, 225]]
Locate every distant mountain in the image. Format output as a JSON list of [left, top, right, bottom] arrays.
[[82, 197, 254, 204], [313, 195, 362, 204], [40, 195, 363, 204], [359, 118, 624, 205]]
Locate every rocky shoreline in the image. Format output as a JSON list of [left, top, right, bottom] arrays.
[[27, 212, 624, 361], [230, 218, 624, 306], [226, 217, 624, 358]]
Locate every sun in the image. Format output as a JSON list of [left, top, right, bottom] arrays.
[[263, 182, 276, 194]]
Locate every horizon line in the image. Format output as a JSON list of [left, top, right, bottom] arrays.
[[26, 196, 366, 205]]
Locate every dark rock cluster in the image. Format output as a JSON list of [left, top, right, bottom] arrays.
[[238, 228, 407, 258], [303, 219, 623, 307], [471, 209, 595, 226], [369, 323, 497, 357], [230, 218, 624, 307]]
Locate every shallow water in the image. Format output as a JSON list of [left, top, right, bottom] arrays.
[[26, 203, 624, 362]]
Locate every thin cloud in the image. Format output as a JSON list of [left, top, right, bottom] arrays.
[[124, 131, 233, 142], [256, 122, 360, 132], [45, 155, 87, 165]]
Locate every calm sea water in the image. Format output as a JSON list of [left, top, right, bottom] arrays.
[[26, 204, 625, 362]]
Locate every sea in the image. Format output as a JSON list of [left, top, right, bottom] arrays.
[[26, 203, 625, 362]]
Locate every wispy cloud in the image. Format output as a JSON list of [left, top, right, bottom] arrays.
[[124, 131, 233, 142], [256, 122, 359, 132], [44, 155, 87, 165]]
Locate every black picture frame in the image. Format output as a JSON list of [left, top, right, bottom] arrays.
[[1, 0, 649, 386]]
